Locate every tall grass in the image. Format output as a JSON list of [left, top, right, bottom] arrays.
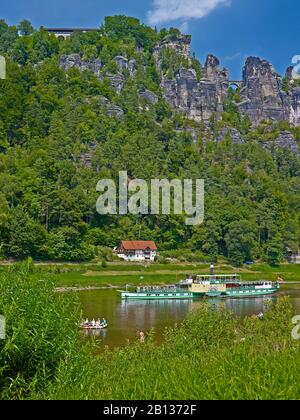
[[47, 298, 300, 400], [0, 261, 93, 400], [0, 263, 299, 400]]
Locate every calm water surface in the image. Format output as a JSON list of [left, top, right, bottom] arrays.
[[77, 285, 300, 349]]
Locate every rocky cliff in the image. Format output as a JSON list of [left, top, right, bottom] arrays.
[[154, 36, 300, 133], [59, 33, 300, 156], [153, 34, 191, 64], [261, 131, 300, 157], [59, 37, 300, 129], [153, 35, 229, 122], [237, 57, 289, 125], [60, 54, 103, 78]]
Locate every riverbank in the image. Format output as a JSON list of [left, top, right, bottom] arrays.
[[1, 260, 300, 287], [1, 263, 300, 400], [47, 262, 300, 287], [55, 285, 121, 293]]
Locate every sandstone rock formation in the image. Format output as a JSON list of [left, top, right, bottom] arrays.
[[290, 88, 300, 126], [153, 34, 191, 66], [216, 128, 244, 145], [203, 55, 229, 105], [78, 142, 97, 168], [60, 54, 127, 92], [138, 90, 159, 104], [114, 56, 136, 75], [106, 104, 124, 118], [159, 59, 228, 122], [60, 54, 103, 78], [59, 37, 300, 156], [105, 73, 125, 93], [238, 57, 289, 126], [84, 96, 124, 118], [261, 131, 300, 157], [154, 34, 229, 122]]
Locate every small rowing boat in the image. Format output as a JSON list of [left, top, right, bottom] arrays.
[[80, 323, 108, 330], [80, 318, 108, 330]]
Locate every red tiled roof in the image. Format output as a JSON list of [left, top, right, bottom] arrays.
[[120, 241, 157, 251]]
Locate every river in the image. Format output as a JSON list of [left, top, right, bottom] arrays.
[[77, 284, 300, 349]]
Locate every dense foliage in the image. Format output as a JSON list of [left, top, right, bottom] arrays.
[[0, 16, 299, 265], [0, 262, 92, 399], [0, 265, 299, 400]]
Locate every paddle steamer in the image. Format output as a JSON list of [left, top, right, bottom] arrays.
[[120, 273, 280, 300]]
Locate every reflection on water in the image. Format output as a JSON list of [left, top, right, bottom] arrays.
[[119, 299, 191, 329], [77, 285, 300, 349], [81, 329, 107, 339], [206, 296, 275, 317]]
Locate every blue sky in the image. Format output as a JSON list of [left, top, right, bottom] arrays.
[[1, 0, 299, 79]]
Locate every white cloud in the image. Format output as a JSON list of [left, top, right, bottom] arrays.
[[147, 0, 231, 26]]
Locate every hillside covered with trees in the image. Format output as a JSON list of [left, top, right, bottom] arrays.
[[0, 16, 299, 265]]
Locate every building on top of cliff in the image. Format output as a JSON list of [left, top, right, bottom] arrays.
[[46, 28, 100, 39]]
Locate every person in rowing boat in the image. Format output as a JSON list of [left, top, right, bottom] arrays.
[[101, 318, 107, 328], [80, 318, 89, 327], [96, 319, 101, 328], [91, 318, 96, 327]]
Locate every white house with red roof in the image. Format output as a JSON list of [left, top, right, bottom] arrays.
[[115, 241, 157, 262]]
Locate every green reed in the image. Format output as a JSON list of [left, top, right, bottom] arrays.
[[0, 263, 299, 400], [46, 297, 300, 400]]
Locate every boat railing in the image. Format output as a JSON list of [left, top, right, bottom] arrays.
[[137, 286, 180, 293], [184, 275, 242, 284], [182, 276, 279, 286], [179, 280, 193, 286]]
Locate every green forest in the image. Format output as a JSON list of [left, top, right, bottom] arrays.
[[0, 16, 299, 266]]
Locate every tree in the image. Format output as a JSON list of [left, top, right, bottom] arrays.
[[225, 220, 258, 267], [0, 20, 18, 54], [18, 20, 34, 36], [200, 221, 222, 262], [104, 15, 157, 49], [7, 207, 47, 258], [0, 15, 298, 263], [266, 234, 284, 266]]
